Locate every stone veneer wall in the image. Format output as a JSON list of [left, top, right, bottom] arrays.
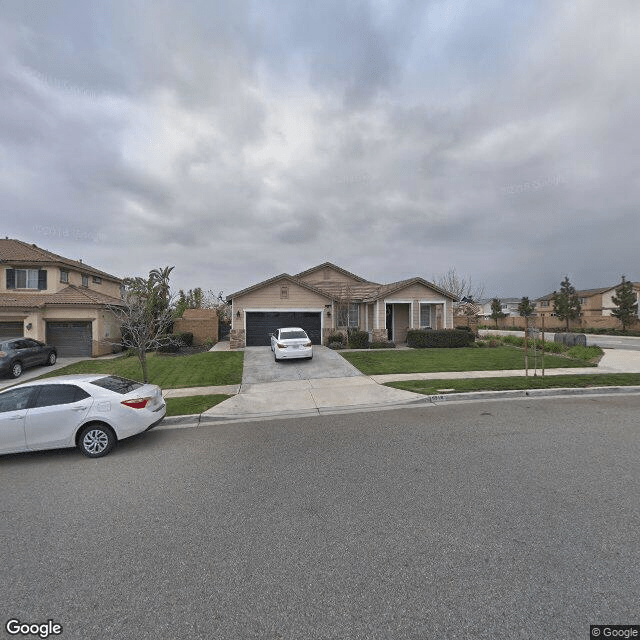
[[229, 328, 245, 349]]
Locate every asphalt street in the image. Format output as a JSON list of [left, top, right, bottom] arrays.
[[2, 397, 639, 640]]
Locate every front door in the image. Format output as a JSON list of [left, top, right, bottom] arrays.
[[386, 304, 393, 341]]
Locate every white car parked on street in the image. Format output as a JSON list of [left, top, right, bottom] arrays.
[[270, 327, 313, 361], [0, 374, 166, 458]]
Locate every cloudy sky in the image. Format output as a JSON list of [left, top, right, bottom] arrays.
[[1, 0, 638, 299]]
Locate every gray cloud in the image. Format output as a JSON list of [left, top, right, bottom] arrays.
[[1, 0, 639, 298]]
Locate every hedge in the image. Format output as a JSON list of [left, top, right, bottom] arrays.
[[406, 329, 475, 348]]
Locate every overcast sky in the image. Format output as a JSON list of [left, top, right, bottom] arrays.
[[1, 0, 638, 299]]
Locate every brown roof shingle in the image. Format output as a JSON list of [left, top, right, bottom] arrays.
[[0, 285, 123, 308], [0, 238, 121, 282]]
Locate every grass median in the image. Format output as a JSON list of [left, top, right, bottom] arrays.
[[385, 373, 640, 395], [164, 394, 231, 416], [341, 346, 596, 375], [39, 351, 244, 389]]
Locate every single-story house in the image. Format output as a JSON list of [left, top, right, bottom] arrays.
[[0, 238, 123, 356], [226, 262, 457, 348]]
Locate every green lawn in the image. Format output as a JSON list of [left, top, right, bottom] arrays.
[[386, 373, 640, 395], [38, 351, 244, 389], [165, 394, 231, 416], [340, 346, 596, 375]]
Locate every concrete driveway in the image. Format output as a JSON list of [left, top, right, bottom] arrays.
[[0, 357, 85, 391], [241, 345, 363, 384]]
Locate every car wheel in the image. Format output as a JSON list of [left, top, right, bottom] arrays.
[[78, 423, 116, 458], [47, 352, 57, 366], [308, 355, 313, 360], [10, 361, 23, 378]]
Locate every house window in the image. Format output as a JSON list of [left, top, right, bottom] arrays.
[[540, 301, 549, 307], [60, 269, 69, 284], [420, 304, 434, 328], [280, 285, 289, 299], [92, 276, 102, 284], [337, 303, 359, 328], [579, 297, 586, 305], [15, 269, 40, 289], [81, 274, 89, 287]]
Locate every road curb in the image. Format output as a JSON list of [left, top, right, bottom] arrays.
[[157, 385, 640, 429]]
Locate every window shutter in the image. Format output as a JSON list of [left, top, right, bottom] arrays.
[[6, 268, 15, 289], [38, 269, 47, 290]]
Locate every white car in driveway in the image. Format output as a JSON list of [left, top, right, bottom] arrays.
[[270, 327, 313, 361], [0, 374, 166, 458]]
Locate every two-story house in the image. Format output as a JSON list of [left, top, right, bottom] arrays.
[[0, 238, 123, 356]]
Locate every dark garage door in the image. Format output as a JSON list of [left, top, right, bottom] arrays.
[[0, 322, 24, 339], [245, 312, 322, 346], [46, 321, 93, 357]]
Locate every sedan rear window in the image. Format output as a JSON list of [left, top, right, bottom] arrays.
[[280, 331, 308, 340], [89, 376, 143, 394]]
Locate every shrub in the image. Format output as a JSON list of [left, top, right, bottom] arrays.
[[326, 332, 346, 346], [406, 329, 475, 348], [370, 341, 396, 349], [328, 341, 344, 350], [487, 339, 500, 348], [203, 337, 214, 348], [348, 330, 370, 349], [177, 332, 194, 347], [566, 345, 603, 361]]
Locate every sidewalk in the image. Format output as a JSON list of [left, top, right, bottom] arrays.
[[159, 349, 640, 426]]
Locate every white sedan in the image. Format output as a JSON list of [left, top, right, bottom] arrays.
[[0, 374, 166, 458], [270, 327, 313, 361]]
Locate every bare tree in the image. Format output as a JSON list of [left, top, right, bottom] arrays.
[[107, 268, 179, 382], [434, 267, 485, 314]]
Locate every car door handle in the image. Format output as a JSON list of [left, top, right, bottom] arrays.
[[72, 406, 89, 411], [10, 415, 26, 420]]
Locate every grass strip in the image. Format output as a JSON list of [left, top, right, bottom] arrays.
[[341, 346, 595, 375], [38, 351, 244, 388], [164, 394, 231, 416], [385, 373, 640, 395]]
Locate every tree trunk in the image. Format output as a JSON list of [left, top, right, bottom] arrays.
[[138, 350, 149, 383]]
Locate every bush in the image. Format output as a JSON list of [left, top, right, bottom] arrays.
[[203, 337, 214, 348], [370, 341, 396, 349], [326, 332, 346, 346], [487, 339, 500, 348], [348, 330, 370, 349], [156, 334, 181, 353], [566, 345, 603, 361], [328, 341, 344, 350], [177, 332, 194, 347], [406, 329, 475, 348]]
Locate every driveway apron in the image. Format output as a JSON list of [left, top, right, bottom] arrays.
[[241, 346, 363, 384]]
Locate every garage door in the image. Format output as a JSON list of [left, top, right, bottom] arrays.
[[245, 312, 322, 346], [0, 322, 24, 339], [46, 321, 92, 357]]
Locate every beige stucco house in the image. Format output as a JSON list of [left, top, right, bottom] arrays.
[[0, 238, 123, 356], [226, 262, 456, 348], [535, 281, 640, 329]]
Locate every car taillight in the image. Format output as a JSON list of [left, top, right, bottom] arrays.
[[0, 351, 6, 357], [276, 343, 287, 348], [121, 397, 151, 409]]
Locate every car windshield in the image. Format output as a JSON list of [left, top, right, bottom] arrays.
[[89, 376, 144, 394], [280, 331, 308, 340]]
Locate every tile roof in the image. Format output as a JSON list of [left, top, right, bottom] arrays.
[[227, 266, 457, 302], [0, 285, 123, 308], [0, 238, 121, 282]]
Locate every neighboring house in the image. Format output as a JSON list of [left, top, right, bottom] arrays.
[[477, 298, 522, 319], [226, 262, 457, 348], [0, 238, 123, 356], [535, 282, 640, 327]]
